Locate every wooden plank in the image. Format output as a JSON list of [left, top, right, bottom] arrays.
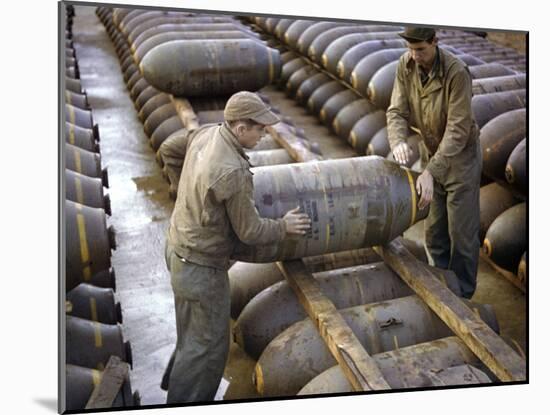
[[374, 237, 526, 382], [277, 260, 391, 391], [267, 124, 323, 163], [480, 250, 526, 293], [171, 96, 200, 130], [85, 355, 130, 409]]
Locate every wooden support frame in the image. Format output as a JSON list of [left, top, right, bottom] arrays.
[[85, 356, 130, 409], [374, 237, 526, 382], [277, 260, 391, 391], [267, 124, 323, 163], [171, 96, 200, 130]]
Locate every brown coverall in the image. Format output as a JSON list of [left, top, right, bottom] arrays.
[[387, 47, 482, 298], [163, 122, 286, 403]]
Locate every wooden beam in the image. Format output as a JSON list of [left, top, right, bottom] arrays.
[[374, 237, 526, 382], [277, 260, 391, 391], [267, 124, 323, 163], [85, 356, 130, 409], [171, 96, 200, 130]]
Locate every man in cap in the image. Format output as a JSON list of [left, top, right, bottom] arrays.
[[387, 27, 481, 299], [162, 91, 311, 403]]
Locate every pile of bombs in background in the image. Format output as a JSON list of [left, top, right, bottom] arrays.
[[63, 5, 138, 410], [96, 7, 322, 199], [85, 6, 527, 399]]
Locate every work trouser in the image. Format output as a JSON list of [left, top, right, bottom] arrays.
[[163, 242, 230, 403], [420, 139, 482, 299]]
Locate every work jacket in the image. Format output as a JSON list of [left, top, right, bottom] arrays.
[[168, 122, 286, 270], [387, 47, 480, 184]]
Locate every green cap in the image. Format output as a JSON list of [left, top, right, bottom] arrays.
[[398, 27, 436, 42], [224, 91, 280, 126]]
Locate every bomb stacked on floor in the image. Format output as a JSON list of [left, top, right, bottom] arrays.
[[95, 7, 319, 198], [245, 18, 527, 290], [64, 6, 138, 410]]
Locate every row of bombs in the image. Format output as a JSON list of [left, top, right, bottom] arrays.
[[64, 5, 76, 77], [261, 20, 525, 161], [64, 113, 139, 407], [96, 7, 284, 98], [227, 243, 503, 395], [478, 108, 526, 287], [480, 184, 527, 287], [96, 7, 321, 198], [63, 10, 138, 409], [65, 5, 81, 82], [249, 18, 525, 82]]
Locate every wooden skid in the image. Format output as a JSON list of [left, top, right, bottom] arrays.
[[85, 355, 130, 409], [374, 237, 526, 382], [267, 125, 322, 163], [277, 260, 391, 391], [171, 96, 200, 130]]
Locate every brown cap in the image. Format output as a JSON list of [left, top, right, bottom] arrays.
[[224, 91, 280, 126], [398, 27, 436, 42]]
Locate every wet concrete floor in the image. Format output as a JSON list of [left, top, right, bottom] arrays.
[[71, 4, 526, 407]]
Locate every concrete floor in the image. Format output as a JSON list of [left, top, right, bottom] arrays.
[[70, 4, 526, 408]]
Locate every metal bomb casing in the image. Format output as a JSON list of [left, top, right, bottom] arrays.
[[483, 202, 527, 272], [133, 30, 259, 63], [140, 39, 281, 97], [67, 283, 122, 325], [232, 156, 428, 263], [505, 138, 527, 197], [298, 337, 491, 394], [229, 248, 382, 320], [235, 261, 461, 359], [254, 295, 498, 396], [66, 315, 132, 370], [66, 200, 116, 286]]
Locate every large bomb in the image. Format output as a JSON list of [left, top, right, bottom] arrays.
[[483, 202, 527, 272], [298, 337, 491, 394], [140, 39, 281, 96], [480, 108, 526, 182], [234, 262, 460, 359], [505, 138, 527, 197], [254, 295, 497, 396], [232, 156, 428, 263]]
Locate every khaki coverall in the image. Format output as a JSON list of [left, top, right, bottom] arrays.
[[163, 122, 286, 403], [387, 47, 482, 298]]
